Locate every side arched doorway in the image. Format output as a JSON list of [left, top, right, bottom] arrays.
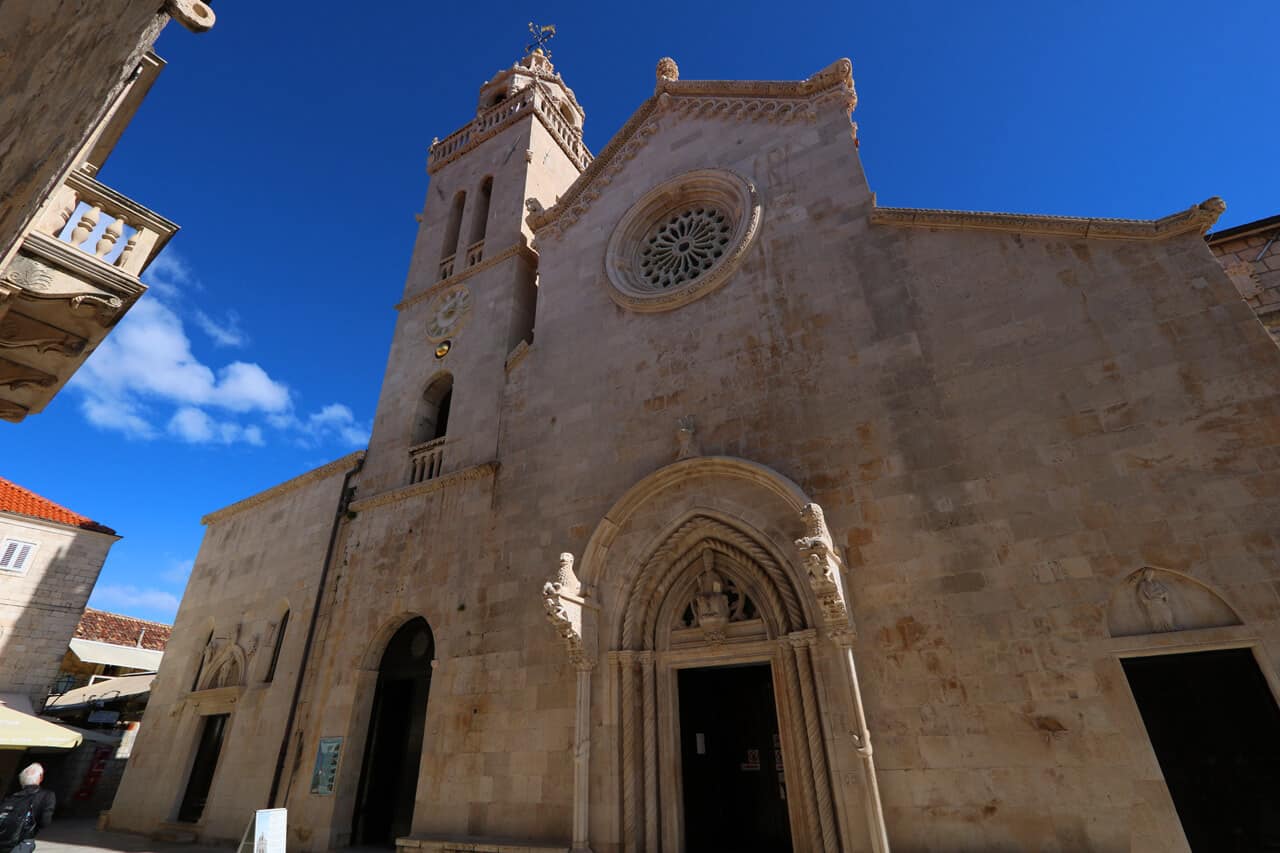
[[352, 617, 434, 846]]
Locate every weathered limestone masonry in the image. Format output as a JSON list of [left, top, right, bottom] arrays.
[[111, 52, 1280, 853], [0, 0, 214, 269], [1210, 214, 1280, 344]]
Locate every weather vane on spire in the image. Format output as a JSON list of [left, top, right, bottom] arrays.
[[525, 22, 557, 59]]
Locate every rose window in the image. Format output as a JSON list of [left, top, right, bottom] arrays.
[[604, 169, 762, 312], [639, 207, 732, 291]]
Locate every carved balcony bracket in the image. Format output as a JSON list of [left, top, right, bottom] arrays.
[[0, 356, 57, 392], [0, 312, 86, 357]]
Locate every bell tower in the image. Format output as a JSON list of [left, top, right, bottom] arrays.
[[359, 49, 591, 495]]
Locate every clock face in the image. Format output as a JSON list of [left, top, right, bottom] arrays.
[[425, 286, 471, 341]]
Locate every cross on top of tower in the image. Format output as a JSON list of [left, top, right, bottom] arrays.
[[525, 22, 556, 59]]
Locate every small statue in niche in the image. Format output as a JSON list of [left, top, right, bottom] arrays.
[[694, 553, 730, 638], [1137, 568, 1177, 633], [676, 415, 699, 461]]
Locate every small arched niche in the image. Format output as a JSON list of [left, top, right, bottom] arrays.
[[1107, 566, 1243, 638]]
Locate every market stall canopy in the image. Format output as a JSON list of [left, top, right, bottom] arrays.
[[68, 638, 163, 672], [45, 673, 155, 711], [0, 694, 82, 749]]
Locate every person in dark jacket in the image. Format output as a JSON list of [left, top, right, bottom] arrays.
[[4, 763, 55, 852]]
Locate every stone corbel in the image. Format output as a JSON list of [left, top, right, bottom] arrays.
[[166, 0, 216, 32], [0, 356, 57, 391], [794, 502, 855, 636], [0, 311, 86, 356]]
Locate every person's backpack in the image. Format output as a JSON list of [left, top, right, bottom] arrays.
[[0, 790, 36, 850]]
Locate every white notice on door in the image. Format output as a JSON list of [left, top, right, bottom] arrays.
[[696, 733, 706, 755]]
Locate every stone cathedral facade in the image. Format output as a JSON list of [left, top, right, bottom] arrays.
[[108, 51, 1280, 853]]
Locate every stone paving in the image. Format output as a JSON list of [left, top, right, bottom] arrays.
[[34, 820, 231, 853]]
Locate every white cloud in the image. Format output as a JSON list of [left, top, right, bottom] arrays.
[[71, 248, 366, 449], [270, 403, 371, 448], [140, 251, 198, 300], [168, 406, 266, 446], [192, 309, 248, 348], [161, 558, 194, 586], [89, 585, 182, 621]]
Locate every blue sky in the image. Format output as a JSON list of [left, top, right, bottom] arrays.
[[5, 0, 1277, 622]]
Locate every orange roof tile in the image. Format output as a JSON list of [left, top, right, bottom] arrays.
[[74, 608, 171, 651], [0, 476, 115, 535]]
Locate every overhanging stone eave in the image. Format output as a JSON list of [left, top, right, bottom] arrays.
[[869, 196, 1227, 241]]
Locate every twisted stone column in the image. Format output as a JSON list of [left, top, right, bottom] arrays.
[[779, 637, 821, 847], [639, 652, 658, 852], [792, 631, 838, 852], [618, 652, 639, 853]]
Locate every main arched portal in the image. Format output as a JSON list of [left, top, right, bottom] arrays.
[[351, 617, 434, 846], [611, 512, 840, 853]]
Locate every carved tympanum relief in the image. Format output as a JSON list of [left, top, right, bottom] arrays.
[[1106, 566, 1243, 638], [425, 285, 472, 341], [604, 169, 761, 313], [676, 552, 761, 643]]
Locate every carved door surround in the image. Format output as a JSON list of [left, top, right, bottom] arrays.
[[543, 456, 891, 853]]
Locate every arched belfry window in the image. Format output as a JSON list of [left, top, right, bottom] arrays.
[[466, 177, 493, 266], [440, 192, 466, 279], [409, 374, 453, 483]]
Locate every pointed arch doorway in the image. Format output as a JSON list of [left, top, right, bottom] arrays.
[[352, 617, 434, 846]]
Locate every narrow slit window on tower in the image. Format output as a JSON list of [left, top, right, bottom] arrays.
[[264, 610, 289, 683], [467, 177, 493, 266], [440, 191, 466, 278]]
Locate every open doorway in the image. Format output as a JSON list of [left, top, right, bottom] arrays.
[[678, 663, 792, 852], [351, 618, 434, 846], [177, 713, 228, 823], [1122, 648, 1280, 851]]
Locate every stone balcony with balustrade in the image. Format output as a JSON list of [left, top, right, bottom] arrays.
[[408, 437, 447, 484], [0, 166, 177, 421], [427, 82, 593, 175]]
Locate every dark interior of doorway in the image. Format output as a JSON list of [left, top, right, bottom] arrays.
[[351, 618, 434, 847], [678, 663, 793, 853], [177, 713, 229, 823], [1122, 648, 1280, 852]]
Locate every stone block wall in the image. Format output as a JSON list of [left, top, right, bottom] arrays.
[[0, 514, 116, 702], [1210, 221, 1280, 343]]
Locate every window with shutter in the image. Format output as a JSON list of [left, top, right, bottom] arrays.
[[0, 538, 36, 573]]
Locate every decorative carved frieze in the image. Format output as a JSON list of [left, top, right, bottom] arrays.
[[0, 312, 86, 356], [870, 196, 1226, 241]]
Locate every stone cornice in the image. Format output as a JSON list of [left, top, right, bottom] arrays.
[[396, 243, 538, 313], [347, 461, 499, 513], [870, 196, 1226, 241], [528, 59, 856, 239], [428, 87, 593, 176], [201, 451, 365, 526]]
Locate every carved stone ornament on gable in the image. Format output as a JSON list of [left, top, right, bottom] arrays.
[[542, 553, 595, 670], [794, 502, 854, 635]]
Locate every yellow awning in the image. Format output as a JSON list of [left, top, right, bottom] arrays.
[[0, 694, 82, 750]]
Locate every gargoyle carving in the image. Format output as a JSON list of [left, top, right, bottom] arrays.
[[542, 553, 593, 669], [794, 502, 853, 632]]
